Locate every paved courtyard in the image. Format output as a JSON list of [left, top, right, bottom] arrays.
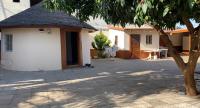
[[0, 58, 200, 108]]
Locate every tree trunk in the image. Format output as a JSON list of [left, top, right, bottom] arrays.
[[182, 19, 200, 96], [154, 25, 200, 96], [184, 69, 198, 96], [183, 51, 199, 96]]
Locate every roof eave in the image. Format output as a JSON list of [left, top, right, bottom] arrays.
[[0, 24, 95, 30]]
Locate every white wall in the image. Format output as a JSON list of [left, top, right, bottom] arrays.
[[81, 29, 91, 65], [125, 29, 160, 51], [89, 29, 130, 50], [124, 32, 130, 50], [108, 29, 125, 49], [1, 28, 62, 71], [0, 0, 30, 21], [0, 0, 30, 42]]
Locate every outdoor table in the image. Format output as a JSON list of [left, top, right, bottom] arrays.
[[143, 50, 160, 60], [159, 47, 168, 58]]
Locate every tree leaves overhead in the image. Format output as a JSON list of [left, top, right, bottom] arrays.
[[142, 3, 147, 14], [163, 6, 169, 17], [43, 0, 200, 29]]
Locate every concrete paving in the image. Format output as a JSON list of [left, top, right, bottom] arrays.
[[0, 57, 200, 108]]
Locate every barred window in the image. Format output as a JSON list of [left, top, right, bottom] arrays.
[[5, 34, 13, 52], [13, 0, 20, 3], [146, 35, 152, 45], [115, 35, 118, 46]]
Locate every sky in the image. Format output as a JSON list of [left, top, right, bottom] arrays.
[[177, 20, 199, 28], [87, 17, 199, 29]]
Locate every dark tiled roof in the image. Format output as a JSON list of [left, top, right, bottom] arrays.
[[0, 3, 96, 30]]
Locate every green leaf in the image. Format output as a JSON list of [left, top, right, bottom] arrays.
[[163, 6, 169, 17], [178, 0, 181, 5], [134, 15, 138, 22], [142, 3, 148, 14], [188, 0, 194, 9], [145, 16, 149, 20]]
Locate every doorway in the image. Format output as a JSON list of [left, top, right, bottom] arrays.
[[130, 34, 141, 59], [60, 28, 82, 69], [66, 32, 79, 65]]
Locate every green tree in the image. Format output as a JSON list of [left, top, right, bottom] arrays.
[[43, 0, 200, 96], [92, 32, 111, 58]]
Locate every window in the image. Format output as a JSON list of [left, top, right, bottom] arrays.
[[115, 35, 118, 46], [13, 0, 20, 3], [30, 0, 42, 6], [5, 34, 13, 52], [146, 35, 152, 45]]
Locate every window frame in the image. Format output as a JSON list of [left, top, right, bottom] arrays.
[[115, 35, 118, 46], [5, 34, 13, 52], [13, 0, 20, 3], [146, 35, 152, 45]]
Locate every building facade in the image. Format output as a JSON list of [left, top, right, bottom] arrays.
[[90, 25, 161, 59], [0, 3, 95, 71]]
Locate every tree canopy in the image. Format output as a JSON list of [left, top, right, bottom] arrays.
[[43, 0, 200, 29]]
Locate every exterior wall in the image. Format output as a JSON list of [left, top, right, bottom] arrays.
[[89, 29, 130, 50], [0, 0, 30, 21], [1, 28, 62, 71], [169, 34, 183, 46], [0, 0, 30, 42], [108, 29, 125, 49], [81, 29, 91, 65], [125, 29, 160, 51], [124, 32, 130, 50], [183, 36, 190, 51], [167, 32, 190, 52]]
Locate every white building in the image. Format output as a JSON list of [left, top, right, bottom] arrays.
[[90, 24, 161, 59], [0, 3, 95, 71], [0, 0, 42, 48]]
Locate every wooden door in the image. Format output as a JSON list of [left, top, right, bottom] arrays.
[[131, 34, 141, 59]]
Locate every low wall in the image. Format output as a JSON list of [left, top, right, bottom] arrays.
[[116, 50, 132, 59], [90, 49, 97, 59]]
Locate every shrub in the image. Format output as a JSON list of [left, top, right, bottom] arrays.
[[92, 32, 111, 58]]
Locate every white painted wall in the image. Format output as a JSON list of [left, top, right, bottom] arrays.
[[0, 0, 30, 42], [81, 29, 91, 65], [124, 32, 130, 50], [90, 29, 159, 51], [1, 28, 62, 71], [125, 29, 160, 51], [108, 29, 125, 49], [0, 0, 30, 21], [89, 29, 130, 50]]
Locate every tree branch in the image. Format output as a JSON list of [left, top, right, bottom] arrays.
[[194, 25, 200, 32], [182, 19, 200, 71], [154, 25, 186, 73], [183, 18, 198, 52], [182, 17, 195, 34], [197, 28, 200, 52]]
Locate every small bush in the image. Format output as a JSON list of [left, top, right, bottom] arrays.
[[92, 32, 111, 58]]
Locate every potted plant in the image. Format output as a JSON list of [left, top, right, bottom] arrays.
[[92, 32, 111, 58]]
